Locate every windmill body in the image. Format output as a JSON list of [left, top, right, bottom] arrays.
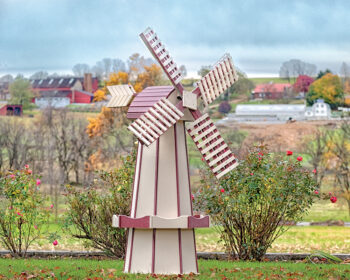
[[110, 27, 239, 275]]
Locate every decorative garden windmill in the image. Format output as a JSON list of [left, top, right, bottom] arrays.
[[111, 27, 239, 275]]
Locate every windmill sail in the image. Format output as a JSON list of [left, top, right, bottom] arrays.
[[196, 54, 238, 106], [140, 27, 183, 89], [128, 98, 184, 146], [186, 113, 238, 178], [107, 85, 135, 107]]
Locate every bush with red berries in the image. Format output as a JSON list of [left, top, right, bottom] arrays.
[[0, 166, 52, 257], [194, 145, 317, 261]]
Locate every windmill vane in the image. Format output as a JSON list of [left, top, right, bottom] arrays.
[[109, 27, 239, 275]]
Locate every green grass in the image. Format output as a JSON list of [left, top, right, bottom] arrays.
[[195, 226, 350, 254], [0, 259, 348, 279]]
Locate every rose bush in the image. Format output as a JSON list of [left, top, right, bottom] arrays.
[[194, 145, 317, 261], [0, 166, 51, 257], [64, 149, 135, 257]]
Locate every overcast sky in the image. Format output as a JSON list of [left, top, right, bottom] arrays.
[[1, 0, 350, 77]]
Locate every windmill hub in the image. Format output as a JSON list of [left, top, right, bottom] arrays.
[[108, 27, 239, 275]]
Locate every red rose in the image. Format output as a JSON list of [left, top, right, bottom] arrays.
[[258, 152, 264, 156], [286, 151, 293, 156], [330, 196, 337, 203], [297, 156, 303, 162], [201, 157, 205, 161], [312, 169, 317, 174], [250, 173, 254, 176], [220, 188, 225, 193], [52, 240, 58, 246], [191, 194, 194, 201], [314, 190, 319, 195]]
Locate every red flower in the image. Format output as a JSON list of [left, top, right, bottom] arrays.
[[286, 151, 293, 156], [36, 179, 41, 186], [52, 240, 58, 246], [258, 152, 264, 156], [312, 169, 317, 174], [50, 204, 54, 209], [330, 196, 337, 203], [27, 169, 32, 174], [24, 164, 29, 169], [201, 157, 205, 161], [191, 194, 194, 201], [314, 190, 319, 195], [220, 188, 225, 193], [10, 174, 15, 179], [250, 173, 254, 176], [258, 157, 262, 161], [297, 156, 303, 162]]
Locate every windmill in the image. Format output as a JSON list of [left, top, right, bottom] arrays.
[[111, 27, 239, 275]]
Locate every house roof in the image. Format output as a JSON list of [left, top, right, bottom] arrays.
[[31, 77, 97, 89], [253, 83, 291, 93], [35, 90, 71, 98], [127, 86, 175, 119]]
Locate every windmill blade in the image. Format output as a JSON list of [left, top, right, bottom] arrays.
[[196, 54, 238, 106], [106, 85, 135, 107], [128, 98, 184, 146], [140, 27, 183, 89], [186, 113, 238, 179]]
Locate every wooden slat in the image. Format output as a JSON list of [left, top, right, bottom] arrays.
[[212, 156, 236, 173], [204, 143, 227, 160], [209, 150, 232, 167], [193, 125, 216, 142], [186, 114, 209, 130], [201, 137, 224, 154], [140, 115, 162, 135], [197, 132, 220, 148], [216, 161, 239, 179]]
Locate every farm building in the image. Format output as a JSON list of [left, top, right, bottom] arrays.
[[305, 99, 331, 119], [0, 102, 22, 116], [234, 104, 306, 121], [252, 83, 291, 99], [31, 73, 98, 108]]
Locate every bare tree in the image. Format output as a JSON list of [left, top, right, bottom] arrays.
[[72, 63, 90, 77], [279, 59, 317, 81], [179, 65, 187, 77], [30, 71, 49, 80], [112, 58, 126, 73], [102, 58, 112, 78]]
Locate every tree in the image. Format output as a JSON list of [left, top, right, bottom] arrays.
[[179, 65, 187, 77], [134, 64, 163, 92], [218, 101, 231, 114], [229, 77, 255, 97], [0, 74, 14, 83], [279, 59, 317, 81], [316, 69, 332, 80], [127, 53, 154, 81], [102, 58, 112, 78], [306, 73, 343, 109], [293, 75, 314, 93], [30, 71, 49, 80], [112, 59, 126, 73], [197, 65, 211, 77], [339, 62, 349, 82], [9, 77, 33, 108], [72, 63, 90, 77]]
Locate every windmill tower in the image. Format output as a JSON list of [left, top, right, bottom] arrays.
[[110, 27, 239, 275]]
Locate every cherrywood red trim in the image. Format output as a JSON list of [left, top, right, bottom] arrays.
[[188, 215, 210, 228], [119, 215, 150, 228], [133, 143, 143, 218], [178, 229, 183, 274]]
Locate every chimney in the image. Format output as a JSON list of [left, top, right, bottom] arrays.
[[84, 73, 93, 93]]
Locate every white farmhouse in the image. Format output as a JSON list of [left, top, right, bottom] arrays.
[[305, 99, 331, 119]]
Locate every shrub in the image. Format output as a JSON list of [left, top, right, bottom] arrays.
[[0, 167, 51, 257], [218, 101, 232, 114], [194, 145, 316, 261], [64, 149, 135, 257]]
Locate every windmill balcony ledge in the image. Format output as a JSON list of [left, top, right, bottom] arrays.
[[112, 214, 210, 229]]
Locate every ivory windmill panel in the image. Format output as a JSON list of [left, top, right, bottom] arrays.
[[131, 143, 143, 218], [157, 127, 178, 218], [129, 230, 153, 273], [154, 230, 180, 274], [176, 122, 192, 216], [135, 142, 157, 217], [181, 230, 197, 273], [124, 229, 134, 272]]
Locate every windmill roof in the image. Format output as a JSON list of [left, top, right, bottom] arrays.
[[127, 86, 175, 119]]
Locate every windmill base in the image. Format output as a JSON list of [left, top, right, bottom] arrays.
[[124, 228, 198, 274]]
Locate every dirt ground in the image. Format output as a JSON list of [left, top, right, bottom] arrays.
[[225, 120, 338, 154]]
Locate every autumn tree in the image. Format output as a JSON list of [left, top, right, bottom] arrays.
[[9, 77, 33, 108], [134, 64, 163, 92], [316, 69, 332, 80], [306, 73, 343, 109], [293, 75, 314, 94]]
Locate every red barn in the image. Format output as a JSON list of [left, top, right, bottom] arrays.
[[31, 73, 98, 107], [0, 103, 23, 116], [252, 83, 291, 99]]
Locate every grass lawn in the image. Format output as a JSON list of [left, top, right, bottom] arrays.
[[195, 226, 350, 254], [0, 259, 349, 279]]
